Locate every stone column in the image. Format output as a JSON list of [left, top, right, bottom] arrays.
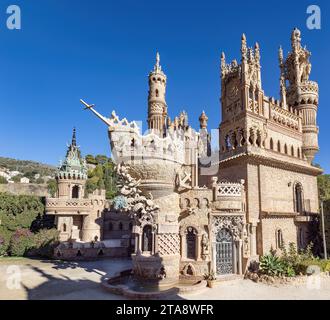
[[233, 242, 237, 274], [238, 239, 243, 275], [250, 224, 257, 256]]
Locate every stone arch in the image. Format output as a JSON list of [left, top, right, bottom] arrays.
[[186, 226, 198, 260], [193, 198, 200, 208], [142, 225, 153, 252], [270, 138, 274, 150], [277, 140, 281, 153], [182, 263, 197, 276], [72, 185, 79, 199]]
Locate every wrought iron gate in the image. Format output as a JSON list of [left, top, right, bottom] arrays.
[[216, 228, 233, 275]]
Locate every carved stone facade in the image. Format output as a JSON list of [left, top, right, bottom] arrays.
[[46, 29, 321, 281]]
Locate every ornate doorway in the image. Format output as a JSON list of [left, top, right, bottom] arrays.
[[216, 228, 233, 275]]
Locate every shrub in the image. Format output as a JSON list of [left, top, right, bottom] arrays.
[[9, 228, 35, 256], [0, 176, 8, 184], [32, 229, 59, 258], [0, 235, 7, 256], [259, 253, 286, 276]]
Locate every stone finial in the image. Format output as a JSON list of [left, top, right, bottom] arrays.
[[278, 46, 283, 65], [199, 110, 208, 129], [291, 27, 301, 51], [255, 42, 260, 64], [221, 52, 226, 73], [241, 33, 247, 61], [154, 52, 161, 72], [71, 127, 77, 147]]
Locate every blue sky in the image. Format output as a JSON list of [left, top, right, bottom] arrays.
[[0, 0, 329, 172]]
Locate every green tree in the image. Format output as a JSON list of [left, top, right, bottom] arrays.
[[12, 174, 23, 183], [317, 174, 330, 201], [85, 154, 97, 165], [47, 179, 57, 197], [0, 176, 8, 184], [95, 154, 108, 165]]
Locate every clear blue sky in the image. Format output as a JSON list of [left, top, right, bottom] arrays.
[[0, 0, 329, 172]]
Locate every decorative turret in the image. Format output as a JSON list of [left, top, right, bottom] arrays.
[[281, 28, 319, 163], [56, 128, 88, 199], [148, 52, 168, 137]]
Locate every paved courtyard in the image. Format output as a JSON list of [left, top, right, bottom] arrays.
[[0, 258, 329, 300]]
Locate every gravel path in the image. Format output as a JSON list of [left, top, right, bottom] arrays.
[[0, 258, 329, 300]]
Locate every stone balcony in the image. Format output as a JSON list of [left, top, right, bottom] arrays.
[[45, 198, 92, 215], [212, 180, 245, 212]]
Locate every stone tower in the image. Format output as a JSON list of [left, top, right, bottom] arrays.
[[147, 52, 168, 136], [46, 129, 105, 243], [56, 128, 88, 200], [280, 28, 319, 163], [218, 30, 321, 257]]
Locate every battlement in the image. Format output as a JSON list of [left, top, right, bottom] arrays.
[[108, 111, 198, 165]]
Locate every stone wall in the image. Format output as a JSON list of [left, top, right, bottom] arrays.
[[0, 183, 50, 197], [259, 165, 319, 214], [260, 217, 298, 255]]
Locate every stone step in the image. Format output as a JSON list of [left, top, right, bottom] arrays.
[[216, 274, 244, 282]]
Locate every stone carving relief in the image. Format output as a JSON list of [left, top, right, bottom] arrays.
[[211, 216, 244, 241], [175, 166, 192, 191], [113, 163, 159, 225]]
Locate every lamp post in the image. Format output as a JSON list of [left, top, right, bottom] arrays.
[[320, 200, 328, 260]]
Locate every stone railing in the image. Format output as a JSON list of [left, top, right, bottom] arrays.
[[270, 104, 300, 131], [211, 179, 245, 212], [299, 81, 318, 95]]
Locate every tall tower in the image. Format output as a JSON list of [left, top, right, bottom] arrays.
[[281, 28, 319, 163], [56, 128, 88, 199], [148, 52, 168, 136]]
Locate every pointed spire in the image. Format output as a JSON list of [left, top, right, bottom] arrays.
[[255, 42, 260, 64], [154, 52, 162, 72], [241, 33, 247, 61], [71, 127, 77, 146], [278, 46, 283, 65]]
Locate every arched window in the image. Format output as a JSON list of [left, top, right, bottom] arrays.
[[277, 141, 281, 153], [249, 86, 253, 99], [291, 146, 295, 157], [276, 229, 284, 249], [186, 227, 197, 260], [294, 183, 304, 214], [155, 89, 159, 97], [297, 147, 300, 158], [142, 225, 153, 252], [72, 185, 79, 199], [270, 138, 274, 150], [284, 144, 288, 154]]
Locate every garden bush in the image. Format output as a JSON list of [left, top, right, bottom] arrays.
[[32, 229, 59, 258], [9, 228, 36, 256]]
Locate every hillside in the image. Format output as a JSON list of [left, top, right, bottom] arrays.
[[0, 157, 56, 177]]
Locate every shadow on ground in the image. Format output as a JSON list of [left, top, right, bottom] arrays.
[[21, 258, 185, 300]]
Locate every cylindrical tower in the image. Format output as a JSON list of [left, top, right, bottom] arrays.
[[284, 28, 319, 163], [148, 52, 168, 136]]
